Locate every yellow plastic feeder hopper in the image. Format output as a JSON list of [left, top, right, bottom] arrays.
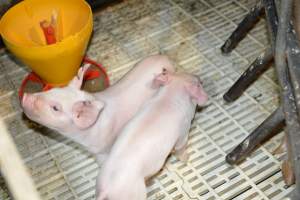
[[0, 0, 93, 86]]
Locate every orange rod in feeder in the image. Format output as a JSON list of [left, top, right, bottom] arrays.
[[40, 20, 56, 44], [40, 12, 57, 45]]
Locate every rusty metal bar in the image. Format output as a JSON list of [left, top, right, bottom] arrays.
[[223, 48, 273, 102], [273, 0, 300, 198], [262, 0, 278, 46], [286, 22, 300, 199], [224, 0, 300, 197], [225, 105, 284, 164], [225, 0, 280, 163], [287, 26, 300, 119], [221, 1, 264, 54], [222, 0, 279, 102]]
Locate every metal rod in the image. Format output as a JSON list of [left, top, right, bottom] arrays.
[[226, 105, 284, 164], [223, 48, 273, 102], [221, 1, 264, 54], [262, 0, 279, 47], [286, 22, 300, 199], [287, 25, 300, 119], [222, 0, 278, 102], [273, 0, 300, 198]]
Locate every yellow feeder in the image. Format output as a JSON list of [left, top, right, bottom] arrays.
[[0, 0, 93, 86]]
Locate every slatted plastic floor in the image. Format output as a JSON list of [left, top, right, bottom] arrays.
[[0, 0, 295, 199]]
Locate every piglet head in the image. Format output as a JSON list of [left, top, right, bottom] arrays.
[[152, 68, 171, 88], [21, 65, 105, 132], [153, 70, 208, 106], [185, 78, 208, 106]]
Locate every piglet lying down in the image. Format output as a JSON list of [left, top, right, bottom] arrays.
[[21, 55, 175, 158], [96, 71, 208, 200]]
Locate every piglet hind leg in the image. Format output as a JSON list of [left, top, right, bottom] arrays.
[[173, 134, 189, 162], [131, 180, 147, 200], [96, 153, 108, 164], [114, 178, 147, 200], [96, 178, 147, 200]]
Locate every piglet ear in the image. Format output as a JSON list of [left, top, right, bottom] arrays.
[[69, 64, 90, 89], [72, 100, 104, 129], [152, 70, 170, 89], [186, 82, 208, 106]]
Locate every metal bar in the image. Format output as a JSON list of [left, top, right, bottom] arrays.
[[221, 1, 264, 54], [286, 22, 300, 199], [223, 48, 273, 102], [224, 0, 280, 165], [225, 105, 284, 164], [222, 0, 279, 102], [262, 0, 279, 47], [287, 26, 300, 119], [274, 0, 300, 198]]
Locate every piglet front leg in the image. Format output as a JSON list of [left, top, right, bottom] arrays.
[[173, 134, 189, 162]]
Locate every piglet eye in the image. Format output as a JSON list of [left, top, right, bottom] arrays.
[[50, 103, 62, 112], [52, 106, 59, 111]]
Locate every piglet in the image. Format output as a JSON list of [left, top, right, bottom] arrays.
[[21, 55, 175, 161], [96, 71, 208, 200]]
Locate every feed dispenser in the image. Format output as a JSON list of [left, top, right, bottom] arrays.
[[0, 0, 109, 98]]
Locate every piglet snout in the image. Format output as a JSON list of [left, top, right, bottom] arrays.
[[82, 100, 91, 106], [22, 93, 37, 109]]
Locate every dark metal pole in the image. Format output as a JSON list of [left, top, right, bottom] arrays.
[[273, 0, 300, 198], [221, 1, 264, 54], [222, 0, 279, 102], [286, 24, 300, 199], [287, 26, 300, 118], [223, 48, 273, 102], [226, 105, 284, 164], [262, 0, 279, 46]]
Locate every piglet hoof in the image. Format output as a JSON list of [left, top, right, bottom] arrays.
[[176, 150, 189, 163], [281, 160, 295, 186]]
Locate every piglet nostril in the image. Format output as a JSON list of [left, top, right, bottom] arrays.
[[162, 68, 168, 75], [82, 101, 91, 106], [22, 93, 34, 106], [21, 93, 39, 110]]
